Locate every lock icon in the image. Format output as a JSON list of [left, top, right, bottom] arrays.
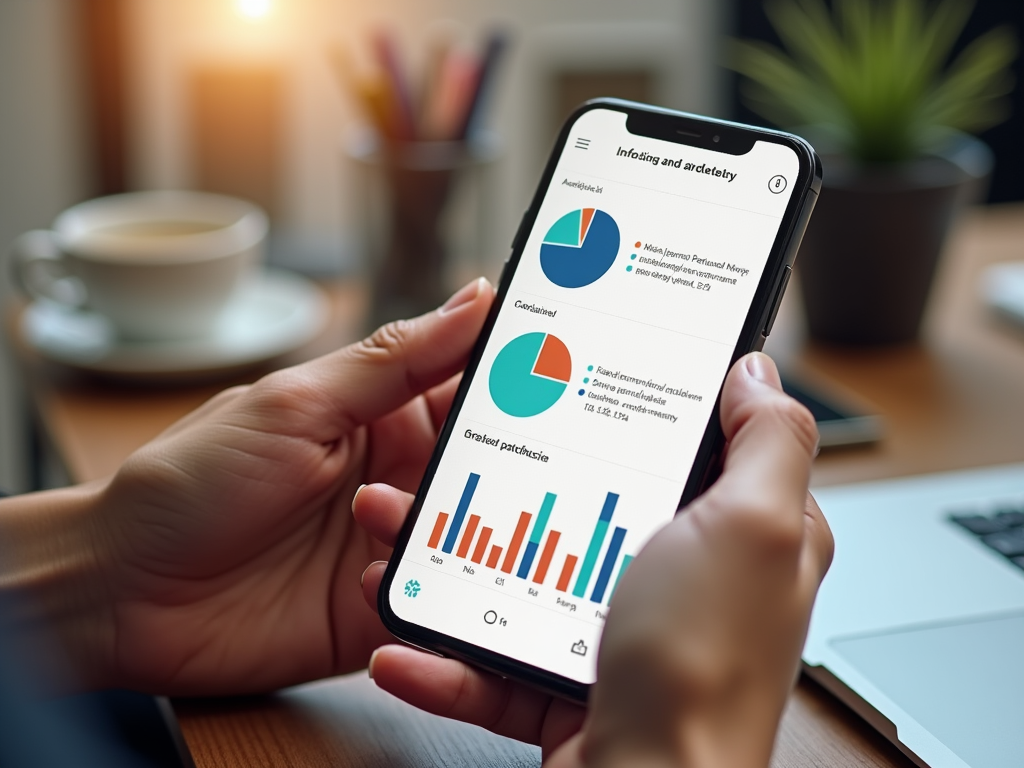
[[571, 639, 588, 656]]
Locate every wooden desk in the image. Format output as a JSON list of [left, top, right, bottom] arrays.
[[11, 204, 1024, 767], [794, 203, 1024, 487]]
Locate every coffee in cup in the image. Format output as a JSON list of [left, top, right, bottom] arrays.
[[9, 191, 268, 341]]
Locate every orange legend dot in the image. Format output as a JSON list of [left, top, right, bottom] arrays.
[[634, 241, 641, 248]]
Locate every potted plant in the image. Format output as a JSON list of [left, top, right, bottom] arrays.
[[731, 0, 1016, 344]]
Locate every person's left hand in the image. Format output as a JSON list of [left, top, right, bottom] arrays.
[[70, 278, 494, 695]]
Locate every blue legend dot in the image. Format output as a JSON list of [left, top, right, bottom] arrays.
[[587, 365, 594, 372], [631, 253, 637, 259], [578, 389, 585, 396], [626, 265, 633, 272], [583, 377, 590, 383]]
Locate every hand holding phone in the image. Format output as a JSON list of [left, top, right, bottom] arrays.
[[357, 353, 833, 766], [378, 99, 821, 700]]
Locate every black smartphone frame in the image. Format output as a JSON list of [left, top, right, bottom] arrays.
[[379, 98, 822, 702]]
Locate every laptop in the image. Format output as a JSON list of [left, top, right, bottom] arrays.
[[806, 463, 1024, 768]]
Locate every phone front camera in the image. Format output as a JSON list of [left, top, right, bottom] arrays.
[[713, 135, 720, 143]]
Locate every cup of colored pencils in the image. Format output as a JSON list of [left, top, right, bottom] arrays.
[[332, 27, 509, 327]]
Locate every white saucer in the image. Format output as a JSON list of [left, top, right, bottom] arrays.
[[21, 269, 330, 376], [981, 262, 1024, 331]]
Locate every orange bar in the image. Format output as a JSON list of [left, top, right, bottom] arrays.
[[556, 554, 578, 592], [456, 514, 481, 558], [486, 545, 503, 569], [532, 531, 562, 584], [427, 512, 449, 549], [472, 527, 493, 564], [501, 512, 532, 573]]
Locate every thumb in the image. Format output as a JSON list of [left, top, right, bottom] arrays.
[[701, 353, 819, 535], [264, 277, 494, 434]]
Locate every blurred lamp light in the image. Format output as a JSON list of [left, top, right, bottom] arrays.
[[236, 0, 272, 20]]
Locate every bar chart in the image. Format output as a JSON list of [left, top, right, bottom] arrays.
[[425, 472, 635, 605]]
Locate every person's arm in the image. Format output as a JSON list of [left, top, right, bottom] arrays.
[[0, 482, 111, 691]]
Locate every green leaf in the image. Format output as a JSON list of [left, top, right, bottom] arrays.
[[726, 0, 1018, 164]]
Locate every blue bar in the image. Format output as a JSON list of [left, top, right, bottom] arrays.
[[516, 541, 538, 579], [590, 526, 626, 603], [516, 492, 557, 579], [442, 473, 480, 553], [598, 492, 618, 523]]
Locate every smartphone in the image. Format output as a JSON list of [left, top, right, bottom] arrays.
[[379, 99, 822, 701], [780, 374, 883, 448]]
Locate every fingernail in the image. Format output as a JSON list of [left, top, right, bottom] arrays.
[[439, 277, 484, 315], [744, 353, 771, 383], [368, 648, 379, 679], [361, 560, 386, 588], [351, 483, 367, 514]]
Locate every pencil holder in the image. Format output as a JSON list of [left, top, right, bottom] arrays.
[[347, 131, 499, 329]]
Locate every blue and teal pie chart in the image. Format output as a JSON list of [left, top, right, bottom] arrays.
[[540, 208, 620, 288], [489, 332, 572, 417]]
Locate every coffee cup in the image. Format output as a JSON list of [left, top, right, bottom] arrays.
[[9, 191, 268, 341]]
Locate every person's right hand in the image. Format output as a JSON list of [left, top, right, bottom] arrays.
[[355, 352, 834, 767]]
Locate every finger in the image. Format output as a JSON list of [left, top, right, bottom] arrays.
[[257, 278, 493, 437], [366, 374, 465, 493], [423, 374, 462, 432], [366, 396, 442, 493], [802, 492, 835, 582], [360, 560, 387, 613], [719, 353, 818, 458], [369, 645, 585, 748], [703, 353, 819, 538], [352, 483, 415, 547]]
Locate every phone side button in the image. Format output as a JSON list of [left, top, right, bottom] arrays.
[[497, 259, 514, 292], [762, 265, 792, 338], [511, 210, 530, 252]]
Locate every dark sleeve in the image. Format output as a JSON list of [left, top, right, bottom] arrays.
[[0, 596, 152, 767], [0, 499, 180, 768]]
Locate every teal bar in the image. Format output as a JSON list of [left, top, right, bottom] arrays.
[[609, 554, 634, 603], [530, 493, 556, 544], [573, 492, 619, 598], [572, 521, 607, 597]]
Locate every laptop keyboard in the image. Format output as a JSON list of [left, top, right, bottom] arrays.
[[950, 508, 1024, 572]]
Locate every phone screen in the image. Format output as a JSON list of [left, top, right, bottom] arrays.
[[387, 107, 802, 685]]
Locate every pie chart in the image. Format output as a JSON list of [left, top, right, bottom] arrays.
[[489, 332, 572, 417], [540, 208, 620, 288]]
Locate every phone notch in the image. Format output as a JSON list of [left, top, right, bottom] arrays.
[[627, 110, 756, 155]]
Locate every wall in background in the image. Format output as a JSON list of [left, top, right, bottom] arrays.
[[0, 0, 91, 493], [0, 0, 724, 490], [123, 0, 727, 280]]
